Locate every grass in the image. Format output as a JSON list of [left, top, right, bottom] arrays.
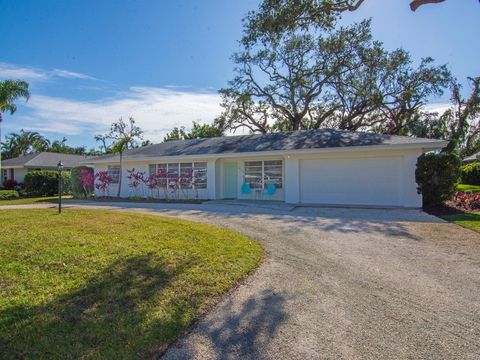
[[456, 183, 480, 193], [0, 209, 262, 359], [0, 195, 72, 205], [442, 212, 480, 233]]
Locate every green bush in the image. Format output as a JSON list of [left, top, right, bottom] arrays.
[[0, 190, 19, 200], [416, 153, 461, 207], [460, 163, 480, 185], [24, 170, 71, 196], [71, 166, 94, 197]]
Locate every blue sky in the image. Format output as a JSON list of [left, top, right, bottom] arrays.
[[0, 0, 478, 149]]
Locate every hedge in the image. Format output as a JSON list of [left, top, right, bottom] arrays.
[[460, 163, 480, 185], [24, 170, 71, 196], [415, 153, 461, 207], [0, 190, 19, 200]]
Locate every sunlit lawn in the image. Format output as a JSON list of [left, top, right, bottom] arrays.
[[0, 209, 262, 359], [456, 184, 480, 193], [442, 212, 480, 233]]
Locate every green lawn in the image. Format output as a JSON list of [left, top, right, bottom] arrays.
[[0, 209, 262, 359], [0, 195, 72, 206], [456, 183, 480, 193], [442, 212, 480, 233]]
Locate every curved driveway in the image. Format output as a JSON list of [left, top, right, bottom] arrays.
[[3, 201, 480, 359]]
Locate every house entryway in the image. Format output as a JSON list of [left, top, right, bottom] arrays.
[[223, 162, 238, 199]]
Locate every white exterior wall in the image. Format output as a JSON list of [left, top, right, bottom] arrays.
[[14, 168, 28, 183], [284, 157, 300, 203]]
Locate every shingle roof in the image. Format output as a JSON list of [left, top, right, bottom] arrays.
[[87, 128, 447, 163], [1, 152, 90, 169]]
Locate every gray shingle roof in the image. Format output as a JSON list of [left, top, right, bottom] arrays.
[[87, 128, 447, 163], [1, 152, 91, 169]]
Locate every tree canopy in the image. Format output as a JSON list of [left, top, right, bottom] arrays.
[[216, 14, 450, 136], [163, 121, 223, 142]]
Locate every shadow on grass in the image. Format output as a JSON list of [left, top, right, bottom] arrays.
[[0, 254, 197, 359]]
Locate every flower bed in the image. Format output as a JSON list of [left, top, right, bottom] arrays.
[[452, 192, 480, 211]]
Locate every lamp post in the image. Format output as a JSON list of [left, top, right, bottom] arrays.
[[57, 161, 64, 214]]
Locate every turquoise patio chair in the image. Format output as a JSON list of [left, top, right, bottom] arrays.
[[264, 183, 276, 195], [241, 182, 251, 194]]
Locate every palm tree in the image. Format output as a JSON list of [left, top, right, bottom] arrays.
[[0, 80, 30, 178], [2, 130, 49, 158]]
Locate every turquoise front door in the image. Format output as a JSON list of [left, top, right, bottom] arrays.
[[223, 162, 238, 199]]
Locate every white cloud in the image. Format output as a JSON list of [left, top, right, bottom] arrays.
[[51, 69, 97, 80], [21, 86, 222, 141], [0, 62, 47, 81], [0, 62, 96, 82], [423, 102, 452, 114]]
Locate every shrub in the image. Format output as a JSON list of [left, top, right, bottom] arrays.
[[24, 170, 71, 196], [460, 162, 480, 185], [2, 179, 18, 190], [416, 153, 461, 207], [0, 190, 19, 200], [71, 166, 94, 197]]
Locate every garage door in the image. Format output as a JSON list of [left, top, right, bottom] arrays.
[[299, 157, 402, 206]]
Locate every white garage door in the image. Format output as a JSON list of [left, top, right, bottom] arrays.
[[299, 157, 402, 206]]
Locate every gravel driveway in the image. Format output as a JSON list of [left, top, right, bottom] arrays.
[[3, 201, 480, 359]]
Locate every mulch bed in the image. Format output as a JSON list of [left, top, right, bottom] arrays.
[[424, 201, 473, 217]]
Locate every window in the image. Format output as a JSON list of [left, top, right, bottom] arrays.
[[148, 164, 156, 177], [244, 161, 263, 189], [180, 163, 193, 189], [108, 165, 120, 184], [148, 162, 207, 189], [193, 162, 207, 189], [167, 163, 179, 177], [244, 160, 283, 189], [264, 160, 283, 188]]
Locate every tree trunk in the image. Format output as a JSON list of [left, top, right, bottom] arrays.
[[117, 151, 122, 198]]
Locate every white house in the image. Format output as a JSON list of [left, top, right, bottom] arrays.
[[85, 129, 447, 207]]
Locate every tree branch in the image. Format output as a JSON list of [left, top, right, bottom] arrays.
[[410, 0, 446, 12]]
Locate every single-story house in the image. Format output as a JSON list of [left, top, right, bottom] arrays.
[[85, 129, 447, 207], [462, 152, 480, 165], [1, 152, 90, 184]]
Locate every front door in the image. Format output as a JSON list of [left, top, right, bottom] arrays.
[[223, 162, 238, 199]]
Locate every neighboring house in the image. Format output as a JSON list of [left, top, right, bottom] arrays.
[[1, 152, 90, 184], [85, 129, 447, 207], [462, 152, 480, 165]]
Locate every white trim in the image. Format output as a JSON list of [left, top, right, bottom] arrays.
[[84, 141, 448, 165]]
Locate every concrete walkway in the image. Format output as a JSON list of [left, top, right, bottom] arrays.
[[2, 201, 480, 359]]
